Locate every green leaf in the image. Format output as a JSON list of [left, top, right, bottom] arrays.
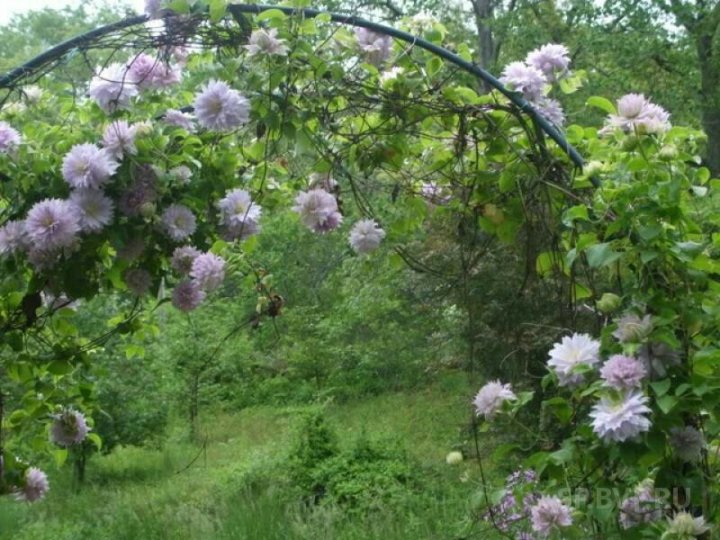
[[166, 0, 190, 14], [388, 253, 405, 269], [573, 282, 592, 300], [586, 242, 621, 268], [8, 410, 26, 426], [244, 140, 266, 162], [54, 448, 68, 467], [544, 397, 573, 423], [697, 167, 711, 184], [489, 488, 506, 505], [426, 57, 443, 77], [47, 359, 74, 375], [256, 8, 287, 21], [656, 394, 678, 414], [693, 348, 720, 376], [208, 0, 227, 21], [650, 379, 671, 397], [524, 451, 550, 473], [586, 96, 616, 115], [562, 205, 589, 226], [640, 251, 659, 264], [498, 170, 515, 192], [87, 432, 102, 450], [637, 224, 663, 241], [559, 73, 584, 94], [536, 251, 562, 277], [689, 254, 720, 274], [549, 440, 575, 465], [492, 443, 519, 461], [515, 391, 534, 408], [124, 344, 145, 360]]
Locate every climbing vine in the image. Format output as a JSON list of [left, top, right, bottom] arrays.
[[0, 2, 717, 538]]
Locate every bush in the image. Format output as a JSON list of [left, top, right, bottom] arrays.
[[288, 411, 339, 501], [289, 411, 423, 513], [315, 436, 420, 513], [93, 355, 170, 452]]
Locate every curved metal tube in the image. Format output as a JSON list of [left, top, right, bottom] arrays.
[[0, 4, 583, 168]]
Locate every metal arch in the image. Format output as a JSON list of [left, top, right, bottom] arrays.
[[0, 4, 584, 169]]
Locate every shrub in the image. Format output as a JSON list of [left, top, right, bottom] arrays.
[[289, 411, 423, 513]]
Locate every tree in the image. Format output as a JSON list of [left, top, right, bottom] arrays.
[[656, 1, 720, 173], [0, 1, 133, 73]]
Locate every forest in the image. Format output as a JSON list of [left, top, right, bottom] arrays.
[[0, 0, 718, 538]]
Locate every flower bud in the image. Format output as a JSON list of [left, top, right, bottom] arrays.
[[134, 121, 153, 136], [597, 293, 621, 313], [584, 160, 604, 177], [445, 451, 463, 465], [659, 144, 678, 161], [621, 135, 639, 152], [140, 202, 156, 218]]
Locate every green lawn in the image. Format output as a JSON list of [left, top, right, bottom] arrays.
[[1, 375, 501, 540]]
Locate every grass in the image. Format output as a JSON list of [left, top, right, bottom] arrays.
[[0, 375, 501, 540]]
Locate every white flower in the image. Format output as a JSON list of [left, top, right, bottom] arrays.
[[171, 245, 201, 275], [217, 188, 261, 228], [662, 512, 710, 539], [61, 143, 119, 190], [245, 28, 289, 57], [14, 467, 49, 502], [603, 94, 671, 135], [420, 181, 450, 204], [349, 219, 385, 254], [190, 252, 226, 292], [532, 97, 565, 126], [292, 189, 343, 233], [547, 333, 601, 386], [619, 481, 663, 529], [0, 121, 22, 155], [172, 280, 206, 312], [50, 409, 90, 447], [473, 380, 516, 420], [613, 314, 653, 343], [525, 43, 570, 81], [164, 109, 196, 132], [160, 204, 196, 241], [169, 165, 193, 185], [88, 63, 139, 113], [193, 80, 250, 132], [530, 495, 573, 537], [23, 85, 44, 104], [380, 67, 404, 83], [590, 390, 651, 442], [0, 220, 27, 256], [599, 354, 647, 390], [354, 27, 392, 65], [101, 120, 137, 160], [500, 61, 547, 101], [69, 189, 114, 232], [618, 93, 647, 119]]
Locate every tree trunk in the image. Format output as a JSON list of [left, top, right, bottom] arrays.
[[472, 0, 496, 89], [693, 6, 720, 175]]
